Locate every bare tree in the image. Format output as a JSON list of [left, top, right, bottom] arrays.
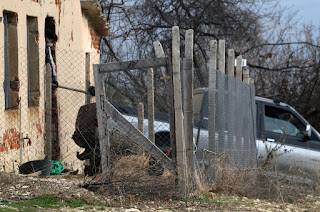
[[98, 0, 320, 130]]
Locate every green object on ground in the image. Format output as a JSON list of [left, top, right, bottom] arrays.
[[50, 160, 65, 175]]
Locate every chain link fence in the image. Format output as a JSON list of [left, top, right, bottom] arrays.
[[0, 44, 256, 197], [0, 46, 100, 176]]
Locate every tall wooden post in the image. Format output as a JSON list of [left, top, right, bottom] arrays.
[[153, 41, 176, 160], [172, 26, 188, 197], [243, 67, 250, 84], [94, 65, 110, 183], [148, 68, 155, 143], [218, 40, 225, 73], [208, 40, 217, 180], [183, 29, 194, 187], [236, 55, 243, 80], [138, 103, 144, 133], [227, 49, 235, 77], [45, 63, 52, 160]]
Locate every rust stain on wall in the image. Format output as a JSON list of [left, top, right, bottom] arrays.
[[1, 129, 22, 153], [88, 22, 100, 53]]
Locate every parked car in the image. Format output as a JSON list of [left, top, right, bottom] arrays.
[[72, 88, 320, 176]]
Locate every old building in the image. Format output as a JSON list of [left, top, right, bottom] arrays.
[[0, 0, 108, 173]]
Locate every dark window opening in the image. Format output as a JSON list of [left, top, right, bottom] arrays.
[[27, 16, 39, 107], [4, 11, 19, 109]]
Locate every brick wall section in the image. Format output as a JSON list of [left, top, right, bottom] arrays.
[[89, 22, 100, 53]]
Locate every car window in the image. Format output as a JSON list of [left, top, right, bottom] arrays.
[[264, 105, 305, 138]]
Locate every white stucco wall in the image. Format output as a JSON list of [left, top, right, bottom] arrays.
[[0, 0, 102, 173]]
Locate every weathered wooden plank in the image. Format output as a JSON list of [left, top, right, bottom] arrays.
[[148, 68, 155, 143], [236, 55, 243, 80], [172, 26, 188, 197], [99, 57, 168, 73], [138, 103, 144, 133], [208, 40, 217, 180], [94, 65, 110, 183], [153, 41, 167, 78], [183, 29, 194, 184], [154, 41, 176, 160], [218, 40, 225, 73], [227, 49, 235, 77], [103, 100, 176, 175], [243, 67, 250, 84]]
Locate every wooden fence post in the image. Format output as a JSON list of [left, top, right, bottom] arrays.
[[208, 40, 217, 181], [183, 29, 194, 189], [85, 53, 91, 104], [218, 40, 225, 73], [153, 41, 176, 160], [172, 26, 188, 197], [250, 78, 255, 85], [138, 103, 144, 133], [45, 63, 52, 160], [227, 49, 235, 77], [236, 55, 243, 80], [94, 65, 110, 183], [243, 67, 250, 84], [147, 68, 155, 143]]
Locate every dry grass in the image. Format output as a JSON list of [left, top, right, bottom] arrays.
[[195, 151, 320, 205]]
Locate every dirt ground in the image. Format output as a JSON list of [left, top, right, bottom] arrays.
[[1, 153, 320, 211], [1, 170, 320, 212]]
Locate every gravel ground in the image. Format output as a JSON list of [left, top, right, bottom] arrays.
[[1, 171, 320, 211]]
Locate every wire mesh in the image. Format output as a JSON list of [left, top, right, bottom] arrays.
[[213, 70, 256, 168], [0, 46, 100, 176], [0, 44, 256, 196]]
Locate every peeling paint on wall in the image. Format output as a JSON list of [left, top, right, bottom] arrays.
[[88, 22, 100, 53], [1, 129, 22, 152]]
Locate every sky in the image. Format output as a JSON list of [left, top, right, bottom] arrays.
[[280, 0, 320, 25]]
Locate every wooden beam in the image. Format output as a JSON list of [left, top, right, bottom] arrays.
[[218, 40, 225, 73], [154, 41, 176, 160], [94, 65, 110, 183], [138, 103, 144, 133], [172, 26, 188, 197], [208, 40, 217, 181], [153, 41, 167, 78], [148, 68, 155, 143], [103, 100, 176, 175], [227, 49, 235, 77], [183, 29, 194, 185], [99, 57, 169, 73], [243, 67, 250, 84], [236, 55, 243, 80]]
